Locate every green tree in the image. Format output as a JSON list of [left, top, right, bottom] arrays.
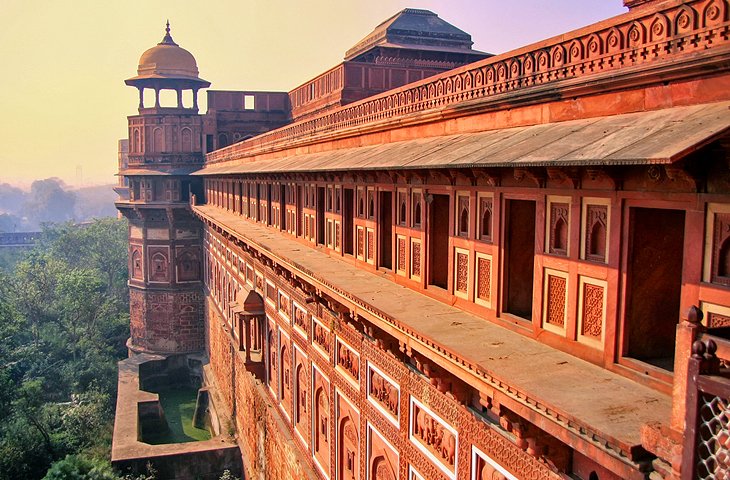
[[42, 455, 118, 480]]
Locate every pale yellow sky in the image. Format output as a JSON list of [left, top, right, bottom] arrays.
[[0, 0, 626, 188]]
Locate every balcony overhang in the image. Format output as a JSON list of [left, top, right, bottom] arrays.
[[195, 101, 730, 176]]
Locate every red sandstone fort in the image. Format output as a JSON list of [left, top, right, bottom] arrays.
[[112, 1, 730, 479]]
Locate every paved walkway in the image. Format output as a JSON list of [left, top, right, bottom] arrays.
[[195, 205, 671, 457]]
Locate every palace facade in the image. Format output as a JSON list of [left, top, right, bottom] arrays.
[[114, 2, 730, 479]]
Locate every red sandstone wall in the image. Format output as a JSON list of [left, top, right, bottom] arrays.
[[130, 288, 205, 353], [207, 301, 317, 480], [203, 228, 566, 480]]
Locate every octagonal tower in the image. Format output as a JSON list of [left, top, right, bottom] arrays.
[[117, 23, 209, 354]]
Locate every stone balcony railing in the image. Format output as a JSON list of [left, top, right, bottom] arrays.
[[206, 0, 730, 165]]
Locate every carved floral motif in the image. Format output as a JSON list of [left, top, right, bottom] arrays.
[[456, 252, 469, 293], [412, 242, 421, 277], [477, 257, 491, 302], [546, 275, 566, 328], [398, 238, 406, 272], [581, 284, 604, 339]]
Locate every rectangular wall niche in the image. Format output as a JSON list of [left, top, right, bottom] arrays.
[[409, 397, 458, 479]]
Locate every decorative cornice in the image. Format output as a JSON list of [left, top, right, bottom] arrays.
[[206, 0, 730, 166]]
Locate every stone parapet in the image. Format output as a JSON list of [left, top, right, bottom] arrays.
[[206, 0, 730, 165]]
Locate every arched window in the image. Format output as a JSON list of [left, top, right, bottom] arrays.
[[399, 200, 406, 225], [481, 207, 492, 238], [315, 388, 329, 452], [181, 127, 193, 152], [218, 133, 229, 149], [152, 127, 164, 153], [553, 217, 568, 252], [459, 206, 469, 236], [413, 200, 422, 227], [177, 250, 200, 282], [131, 249, 143, 279], [150, 251, 168, 282], [589, 221, 606, 258]]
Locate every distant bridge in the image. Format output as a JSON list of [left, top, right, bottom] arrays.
[[0, 231, 41, 248]]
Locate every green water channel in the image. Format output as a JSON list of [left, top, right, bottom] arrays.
[[144, 386, 211, 444]]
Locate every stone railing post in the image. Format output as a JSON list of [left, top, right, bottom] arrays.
[[671, 306, 704, 432]]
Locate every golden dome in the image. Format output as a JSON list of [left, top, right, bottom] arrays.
[[132, 22, 202, 81]]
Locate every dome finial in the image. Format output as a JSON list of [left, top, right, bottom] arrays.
[[159, 19, 178, 46]]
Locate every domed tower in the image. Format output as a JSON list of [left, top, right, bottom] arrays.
[[117, 23, 209, 355]]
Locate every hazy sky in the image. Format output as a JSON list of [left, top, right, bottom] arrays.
[[0, 1, 626, 187]]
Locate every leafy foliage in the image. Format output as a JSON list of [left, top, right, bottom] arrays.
[[0, 219, 129, 480]]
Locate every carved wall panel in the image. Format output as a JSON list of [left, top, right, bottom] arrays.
[[358, 227, 365, 258], [367, 362, 400, 426], [148, 246, 170, 282], [336, 392, 360, 480], [471, 446, 516, 480], [409, 397, 458, 478], [130, 245, 144, 280], [397, 236, 407, 274], [313, 316, 332, 358], [294, 347, 310, 443], [709, 312, 730, 328], [266, 280, 277, 305], [267, 319, 278, 397], [313, 367, 331, 477], [367, 229, 375, 263], [336, 338, 360, 385], [280, 331, 293, 419], [367, 424, 399, 480], [454, 249, 469, 297], [279, 291, 291, 319], [176, 247, 200, 282], [411, 240, 422, 279], [475, 254, 492, 308], [293, 301, 309, 335], [543, 271, 568, 334]]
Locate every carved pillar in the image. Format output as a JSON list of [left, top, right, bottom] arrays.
[[176, 88, 183, 108]]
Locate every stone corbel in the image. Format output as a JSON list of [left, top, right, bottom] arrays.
[[586, 166, 623, 190], [664, 164, 701, 191], [546, 166, 581, 188], [513, 167, 545, 187], [472, 168, 500, 187]]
